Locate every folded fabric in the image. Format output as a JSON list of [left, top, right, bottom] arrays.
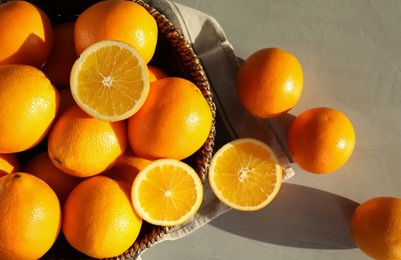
[[136, 1, 295, 258]]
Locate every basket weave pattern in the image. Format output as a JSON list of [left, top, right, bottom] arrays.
[[0, 0, 216, 258]]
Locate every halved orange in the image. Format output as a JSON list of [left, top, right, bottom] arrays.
[[208, 138, 282, 211], [131, 159, 203, 226], [70, 40, 149, 122]]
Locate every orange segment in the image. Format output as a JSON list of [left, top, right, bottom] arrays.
[[208, 138, 282, 211], [70, 40, 149, 122], [131, 159, 203, 226]]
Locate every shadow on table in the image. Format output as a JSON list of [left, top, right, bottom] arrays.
[[209, 182, 359, 249]]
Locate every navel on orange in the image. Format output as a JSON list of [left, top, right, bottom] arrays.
[[287, 107, 355, 174], [70, 40, 149, 122], [0, 173, 61, 260], [208, 138, 282, 211], [131, 159, 203, 226], [236, 47, 303, 118]]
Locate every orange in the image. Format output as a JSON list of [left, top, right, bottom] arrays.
[[208, 138, 282, 211], [0, 153, 20, 177], [63, 175, 142, 258], [104, 147, 152, 185], [131, 159, 203, 226], [48, 104, 127, 178], [70, 40, 150, 122], [0, 1, 54, 68], [42, 21, 78, 89], [236, 47, 303, 118], [350, 196, 401, 260], [128, 77, 213, 160], [74, 0, 158, 64], [0, 64, 59, 153], [148, 65, 167, 82], [24, 151, 82, 205], [0, 172, 61, 260], [287, 107, 355, 174]]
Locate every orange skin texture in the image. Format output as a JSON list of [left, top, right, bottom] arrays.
[[350, 197, 401, 260], [128, 77, 213, 160], [62, 175, 142, 258], [236, 47, 303, 118], [0, 173, 61, 260], [0, 64, 60, 153], [74, 0, 157, 64], [287, 107, 355, 174], [0, 1, 54, 68], [48, 104, 127, 178]]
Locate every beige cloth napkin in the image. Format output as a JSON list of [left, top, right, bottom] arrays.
[[136, 0, 295, 258]]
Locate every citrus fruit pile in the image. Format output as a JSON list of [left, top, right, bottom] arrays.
[[0, 0, 211, 258]]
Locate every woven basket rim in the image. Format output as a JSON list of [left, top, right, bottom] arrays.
[[119, 3, 217, 257]]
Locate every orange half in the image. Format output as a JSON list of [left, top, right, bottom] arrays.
[[70, 40, 149, 122], [131, 159, 203, 226], [209, 138, 282, 211]]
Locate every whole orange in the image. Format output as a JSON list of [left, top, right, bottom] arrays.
[[42, 21, 78, 89], [128, 77, 213, 160], [74, 0, 157, 64], [63, 175, 142, 258], [0, 1, 54, 67], [0, 64, 59, 153], [287, 107, 355, 174], [24, 151, 82, 205], [236, 47, 303, 118], [350, 197, 401, 260], [48, 104, 127, 177], [0, 172, 61, 260], [0, 153, 20, 177]]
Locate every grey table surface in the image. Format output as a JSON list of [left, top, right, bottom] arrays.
[[141, 1, 401, 259]]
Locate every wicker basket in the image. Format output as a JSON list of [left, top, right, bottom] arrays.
[[0, 0, 216, 258]]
